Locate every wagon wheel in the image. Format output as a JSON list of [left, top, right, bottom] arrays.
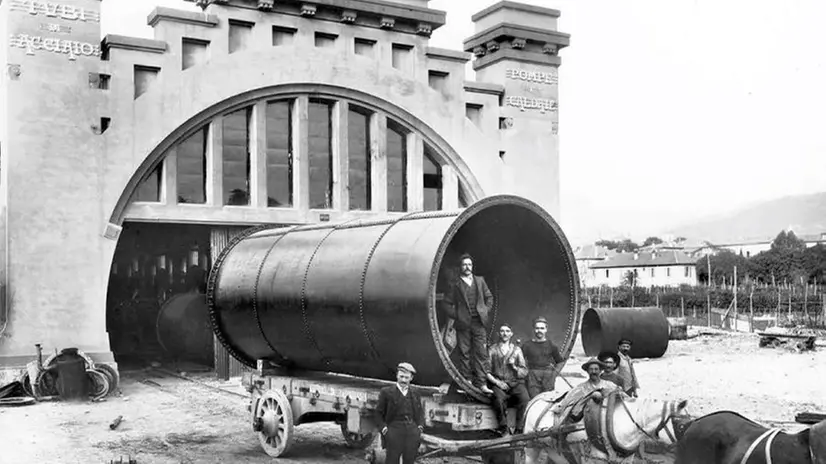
[[86, 369, 110, 401], [255, 390, 294, 457], [340, 423, 376, 449]]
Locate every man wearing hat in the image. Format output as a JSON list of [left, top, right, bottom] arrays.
[[521, 316, 565, 398], [616, 338, 640, 397], [551, 358, 620, 423], [597, 351, 626, 390], [375, 362, 425, 464]]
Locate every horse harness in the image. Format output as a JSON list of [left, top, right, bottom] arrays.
[[739, 428, 782, 464]]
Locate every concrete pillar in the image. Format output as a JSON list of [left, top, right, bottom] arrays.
[[463, 2, 570, 219]]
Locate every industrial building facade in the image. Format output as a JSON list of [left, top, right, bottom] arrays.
[[0, 0, 568, 380]]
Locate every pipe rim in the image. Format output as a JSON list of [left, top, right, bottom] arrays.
[[426, 194, 581, 403]]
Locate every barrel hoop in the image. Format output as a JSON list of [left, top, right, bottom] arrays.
[[358, 212, 423, 375], [252, 227, 299, 360], [299, 226, 342, 368], [207, 225, 278, 368]]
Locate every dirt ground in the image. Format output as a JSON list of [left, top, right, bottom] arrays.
[[1, 330, 823, 464]]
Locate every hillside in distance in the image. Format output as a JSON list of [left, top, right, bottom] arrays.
[[667, 192, 826, 244]]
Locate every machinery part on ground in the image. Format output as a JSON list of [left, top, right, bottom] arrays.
[[86, 369, 110, 401], [43, 348, 94, 371], [340, 423, 376, 449], [208, 195, 580, 403], [156, 292, 214, 366], [580, 307, 670, 359], [254, 390, 295, 457], [55, 349, 90, 400], [0, 396, 36, 407], [667, 317, 688, 340], [94, 364, 120, 395], [35, 371, 58, 397]]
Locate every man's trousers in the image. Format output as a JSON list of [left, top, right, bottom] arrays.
[[456, 318, 489, 387], [385, 422, 420, 464]]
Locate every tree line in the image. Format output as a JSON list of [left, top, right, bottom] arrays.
[[696, 231, 825, 287]]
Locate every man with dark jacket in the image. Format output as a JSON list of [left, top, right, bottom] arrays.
[[441, 253, 495, 395], [375, 362, 425, 464]]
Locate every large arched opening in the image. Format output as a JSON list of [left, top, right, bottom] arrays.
[[105, 85, 482, 374]]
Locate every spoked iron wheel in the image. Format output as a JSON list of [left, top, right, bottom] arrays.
[[340, 423, 376, 449], [255, 390, 294, 457]]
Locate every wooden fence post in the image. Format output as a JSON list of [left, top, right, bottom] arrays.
[[707, 291, 712, 328], [749, 288, 754, 333]]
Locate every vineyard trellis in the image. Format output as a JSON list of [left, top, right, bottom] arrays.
[[580, 283, 826, 330]]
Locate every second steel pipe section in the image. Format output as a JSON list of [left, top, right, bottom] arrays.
[[580, 307, 670, 359], [208, 195, 580, 402]]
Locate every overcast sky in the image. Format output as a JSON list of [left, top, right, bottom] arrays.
[[101, 0, 826, 244]]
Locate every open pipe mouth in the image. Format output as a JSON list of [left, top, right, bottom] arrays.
[[429, 195, 580, 403], [207, 195, 581, 402]]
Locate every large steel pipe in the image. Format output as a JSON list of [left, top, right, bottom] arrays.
[[580, 307, 670, 359], [208, 195, 580, 402], [156, 292, 214, 365]]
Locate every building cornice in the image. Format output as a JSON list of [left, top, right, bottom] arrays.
[[472, 49, 561, 71], [425, 47, 471, 63], [148, 7, 219, 28], [102, 34, 167, 54], [185, 0, 446, 36], [463, 80, 504, 96], [463, 23, 570, 52], [471, 1, 561, 22]]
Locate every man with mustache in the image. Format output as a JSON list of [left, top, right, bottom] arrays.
[[441, 253, 495, 395], [375, 362, 425, 464], [521, 316, 565, 398], [486, 323, 530, 436], [615, 338, 639, 398]]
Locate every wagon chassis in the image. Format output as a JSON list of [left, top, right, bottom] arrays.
[[242, 363, 563, 463]]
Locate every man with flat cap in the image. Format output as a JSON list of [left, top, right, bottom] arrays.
[[522, 316, 565, 398], [376, 362, 425, 464], [616, 338, 640, 397], [552, 358, 620, 424]]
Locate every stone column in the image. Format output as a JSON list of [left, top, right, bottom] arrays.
[[463, 2, 570, 219]]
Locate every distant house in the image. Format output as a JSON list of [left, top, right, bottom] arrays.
[[573, 245, 615, 287], [692, 232, 826, 258], [589, 250, 699, 288]]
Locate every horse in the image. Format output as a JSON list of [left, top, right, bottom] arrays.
[[675, 411, 826, 464], [522, 389, 688, 464]]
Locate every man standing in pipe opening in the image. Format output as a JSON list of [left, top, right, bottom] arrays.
[[441, 253, 495, 395], [375, 362, 425, 464], [597, 351, 626, 390], [615, 338, 640, 397], [551, 358, 619, 424], [486, 323, 530, 436], [521, 316, 565, 398]]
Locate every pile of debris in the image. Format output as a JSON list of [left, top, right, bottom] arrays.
[[758, 326, 818, 352], [0, 345, 119, 407]]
